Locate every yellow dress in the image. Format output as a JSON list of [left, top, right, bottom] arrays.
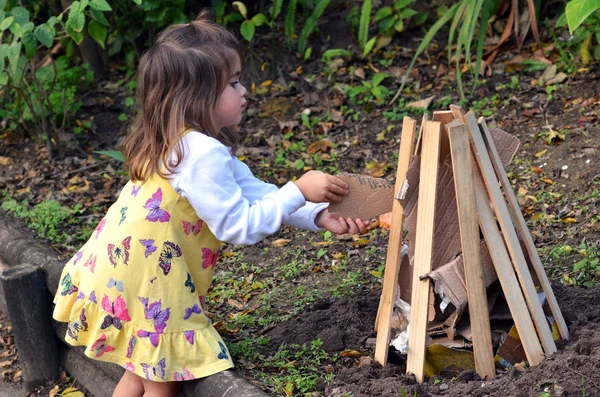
[[53, 172, 234, 382]]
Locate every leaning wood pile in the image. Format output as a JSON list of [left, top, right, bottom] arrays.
[[373, 106, 568, 382]]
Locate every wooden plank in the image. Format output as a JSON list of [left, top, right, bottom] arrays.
[[447, 123, 495, 379], [374, 117, 417, 365], [465, 111, 557, 356], [433, 110, 454, 162], [473, 173, 545, 366], [413, 113, 429, 156], [450, 104, 465, 121], [406, 121, 441, 382], [478, 118, 569, 341]]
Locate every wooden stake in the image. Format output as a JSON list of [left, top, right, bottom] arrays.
[[406, 121, 441, 382], [478, 118, 569, 341], [433, 110, 454, 162], [473, 173, 545, 366], [413, 113, 429, 156], [374, 117, 417, 365], [450, 104, 466, 121], [465, 111, 557, 356], [447, 123, 495, 379]]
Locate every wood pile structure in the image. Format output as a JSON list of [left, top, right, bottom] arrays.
[[373, 106, 569, 382]]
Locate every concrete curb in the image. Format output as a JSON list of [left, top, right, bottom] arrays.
[[0, 210, 269, 397]]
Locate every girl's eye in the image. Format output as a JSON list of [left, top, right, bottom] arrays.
[[230, 81, 239, 87]]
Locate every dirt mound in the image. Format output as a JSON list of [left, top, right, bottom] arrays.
[[265, 283, 600, 397]]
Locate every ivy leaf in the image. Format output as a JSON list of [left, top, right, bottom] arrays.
[[90, 0, 112, 11], [95, 150, 125, 162], [89, 8, 110, 26], [240, 20, 255, 42], [23, 30, 37, 58], [9, 22, 21, 38], [373, 6, 393, 22], [35, 23, 55, 47], [88, 20, 107, 48], [7, 41, 21, 76]]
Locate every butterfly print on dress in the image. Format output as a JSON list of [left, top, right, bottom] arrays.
[[119, 206, 128, 226], [90, 334, 115, 358], [100, 294, 131, 330], [139, 239, 157, 258], [126, 335, 137, 359], [202, 247, 219, 270], [131, 184, 141, 197], [72, 251, 83, 266], [182, 220, 202, 236], [83, 253, 96, 273], [183, 304, 201, 320], [107, 236, 131, 267], [107, 277, 124, 292], [141, 358, 166, 381], [94, 218, 106, 239], [158, 241, 182, 275], [67, 308, 88, 340], [60, 273, 78, 296], [173, 368, 195, 381], [217, 341, 229, 360], [144, 188, 170, 223]]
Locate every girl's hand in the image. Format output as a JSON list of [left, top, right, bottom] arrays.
[[294, 171, 348, 203], [315, 209, 370, 235]]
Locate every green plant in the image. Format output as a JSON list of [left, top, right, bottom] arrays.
[[232, 1, 270, 42], [390, 0, 543, 103], [558, 6, 600, 65], [371, 0, 427, 53], [345, 72, 390, 104], [565, 0, 600, 33], [0, 0, 116, 158], [285, 0, 331, 58], [1, 198, 82, 243]]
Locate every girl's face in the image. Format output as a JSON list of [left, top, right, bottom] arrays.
[[214, 56, 246, 131]]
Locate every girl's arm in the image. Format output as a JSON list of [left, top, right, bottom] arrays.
[[232, 157, 328, 231], [169, 133, 307, 245]]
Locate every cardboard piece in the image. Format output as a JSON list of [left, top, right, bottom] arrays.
[[329, 173, 394, 220], [398, 127, 520, 307]]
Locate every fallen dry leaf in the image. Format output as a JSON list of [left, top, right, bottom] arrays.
[[0, 156, 13, 166], [271, 239, 292, 247], [406, 95, 435, 110], [379, 211, 392, 230], [308, 139, 334, 154]]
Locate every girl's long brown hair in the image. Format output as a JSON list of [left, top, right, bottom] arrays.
[[124, 10, 243, 182]]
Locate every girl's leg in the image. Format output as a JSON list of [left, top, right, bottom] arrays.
[[113, 370, 144, 397], [141, 378, 181, 397]]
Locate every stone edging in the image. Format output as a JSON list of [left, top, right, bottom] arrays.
[[0, 210, 268, 397]]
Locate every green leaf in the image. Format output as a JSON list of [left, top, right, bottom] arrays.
[[90, 0, 112, 11], [394, 18, 404, 32], [88, 20, 107, 48], [232, 1, 248, 19], [373, 6, 392, 22], [414, 11, 428, 25], [394, 0, 414, 9], [7, 40, 21, 75], [371, 85, 384, 98], [270, 0, 283, 20], [9, 22, 20, 37], [22, 30, 36, 58], [66, 25, 84, 44], [0, 71, 8, 85], [0, 0, 5, 11], [361, 36, 376, 58], [9, 6, 28, 26], [303, 46, 312, 61], [399, 8, 418, 19], [125, 97, 134, 106], [35, 23, 55, 48], [48, 16, 57, 26], [21, 22, 33, 34], [240, 20, 255, 41], [378, 16, 395, 33], [68, 11, 85, 33], [372, 72, 388, 87], [317, 248, 327, 258], [555, 12, 568, 28], [95, 150, 125, 162], [251, 13, 268, 27], [358, 0, 372, 49], [89, 8, 110, 26], [321, 48, 352, 60], [132, 0, 141, 5], [566, 0, 600, 33], [285, 0, 298, 49], [0, 16, 13, 31]]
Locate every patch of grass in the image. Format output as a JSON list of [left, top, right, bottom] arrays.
[[1, 198, 82, 244]]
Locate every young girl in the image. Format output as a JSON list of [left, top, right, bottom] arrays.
[[53, 10, 368, 397]]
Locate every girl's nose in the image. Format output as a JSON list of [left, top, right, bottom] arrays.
[[240, 84, 247, 97]]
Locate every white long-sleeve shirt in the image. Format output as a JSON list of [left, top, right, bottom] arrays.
[[168, 131, 328, 245]]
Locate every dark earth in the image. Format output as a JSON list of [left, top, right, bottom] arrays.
[[1, 4, 600, 396]]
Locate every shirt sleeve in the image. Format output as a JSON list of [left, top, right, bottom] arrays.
[[168, 133, 307, 245], [232, 157, 328, 232]]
